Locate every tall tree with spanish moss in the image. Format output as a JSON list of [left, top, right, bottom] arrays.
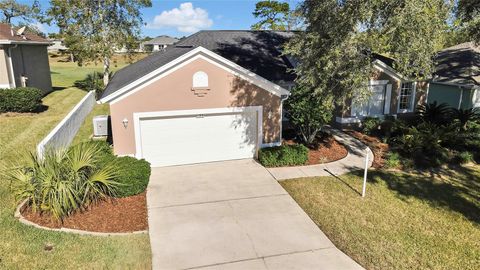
[[48, 0, 152, 85], [251, 0, 303, 30]]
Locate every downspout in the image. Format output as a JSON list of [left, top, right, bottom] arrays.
[[458, 86, 463, 109], [279, 93, 290, 147], [6, 45, 17, 88]]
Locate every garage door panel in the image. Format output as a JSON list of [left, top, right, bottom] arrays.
[[139, 111, 258, 167]]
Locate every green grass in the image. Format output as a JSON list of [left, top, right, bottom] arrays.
[[281, 167, 480, 270], [0, 57, 151, 269]]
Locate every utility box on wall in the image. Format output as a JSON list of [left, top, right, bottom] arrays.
[[93, 115, 109, 137]]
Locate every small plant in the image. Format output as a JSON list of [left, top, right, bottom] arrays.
[[454, 151, 474, 164], [258, 144, 309, 167], [384, 152, 401, 169], [451, 108, 480, 130], [113, 156, 151, 197], [5, 142, 120, 220], [74, 72, 105, 98], [0, 87, 43, 113], [362, 117, 381, 135]]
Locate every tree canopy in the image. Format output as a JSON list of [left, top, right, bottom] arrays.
[[251, 0, 302, 30], [0, 0, 41, 24], [457, 0, 480, 43], [285, 0, 451, 111], [48, 0, 152, 85]]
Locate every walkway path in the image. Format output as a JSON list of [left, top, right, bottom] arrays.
[[267, 129, 374, 180]]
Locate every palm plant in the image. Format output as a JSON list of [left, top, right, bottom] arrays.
[[451, 108, 480, 130], [6, 142, 119, 220], [416, 101, 452, 126]]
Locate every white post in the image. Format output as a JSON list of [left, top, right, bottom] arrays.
[[362, 148, 369, 198]]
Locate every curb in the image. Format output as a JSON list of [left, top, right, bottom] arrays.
[[15, 200, 148, 237]]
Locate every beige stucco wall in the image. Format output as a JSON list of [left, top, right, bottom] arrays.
[[0, 47, 11, 87], [110, 57, 282, 156], [10, 45, 52, 93]]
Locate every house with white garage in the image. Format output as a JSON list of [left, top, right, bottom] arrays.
[[100, 31, 294, 167]]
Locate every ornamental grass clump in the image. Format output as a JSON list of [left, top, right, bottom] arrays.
[[6, 142, 120, 220]]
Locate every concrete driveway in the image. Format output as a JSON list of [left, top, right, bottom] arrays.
[[147, 159, 363, 270]]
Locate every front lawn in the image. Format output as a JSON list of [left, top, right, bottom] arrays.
[[0, 57, 151, 269], [281, 166, 480, 270]]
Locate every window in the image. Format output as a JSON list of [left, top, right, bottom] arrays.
[[192, 71, 208, 88], [398, 82, 415, 112]]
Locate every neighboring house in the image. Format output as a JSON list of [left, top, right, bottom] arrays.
[[335, 54, 428, 126], [100, 30, 293, 167], [47, 39, 68, 52], [427, 42, 480, 109], [0, 23, 52, 93], [141, 35, 179, 52]]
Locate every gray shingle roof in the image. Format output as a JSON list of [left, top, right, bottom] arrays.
[[102, 30, 296, 99], [433, 42, 480, 88], [142, 35, 179, 45]]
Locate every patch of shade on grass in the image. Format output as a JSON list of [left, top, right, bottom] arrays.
[[281, 167, 480, 270]]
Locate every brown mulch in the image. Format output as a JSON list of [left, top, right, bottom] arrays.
[[21, 192, 148, 233], [285, 135, 348, 165], [345, 130, 389, 168]]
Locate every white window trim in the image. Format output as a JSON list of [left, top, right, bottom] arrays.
[[100, 46, 290, 104], [132, 106, 265, 160], [372, 60, 406, 81], [397, 81, 416, 113]]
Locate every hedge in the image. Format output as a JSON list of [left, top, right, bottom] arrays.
[[258, 144, 309, 167], [113, 156, 151, 198], [0, 87, 43, 113]]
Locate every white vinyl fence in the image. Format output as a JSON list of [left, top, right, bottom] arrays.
[[37, 91, 96, 158]]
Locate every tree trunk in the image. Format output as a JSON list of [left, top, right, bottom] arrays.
[[103, 57, 110, 85]]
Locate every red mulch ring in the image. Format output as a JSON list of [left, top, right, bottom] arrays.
[[285, 135, 348, 165], [345, 130, 389, 168], [21, 192, 147, 233]]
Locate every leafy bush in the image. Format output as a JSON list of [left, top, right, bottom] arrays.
[[258, 144, 309, 167], [362, 117, 381, 135], [113, 156, 151, 198], [416, 101, 452, 126], [0, 87, 43, 113], [451, 108, 480, 130], [74, 72, 105, 98], [6, 142, 119, 220], [454, 151, 474, 164], [384, 152, 401, 169]]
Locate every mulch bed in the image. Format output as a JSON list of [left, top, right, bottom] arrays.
[[21, 192, 148, 233], [345, 130, 389, 168], [285, 135, 348, 165]]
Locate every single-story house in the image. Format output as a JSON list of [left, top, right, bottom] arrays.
[[335, 53, 428, 126], [47, 39, 68, 52], [100, 31, 294, 167], [141, 35, 179, 52], [427, 42, 480, 109], [0, 23, 52, 93]]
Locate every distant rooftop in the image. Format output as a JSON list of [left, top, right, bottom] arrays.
[[143, 35, 179, 45], [0, 23, 50, 44], [434, 42, 480, 88]]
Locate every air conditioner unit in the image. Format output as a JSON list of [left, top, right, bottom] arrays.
[[93, 115, 109, 137]]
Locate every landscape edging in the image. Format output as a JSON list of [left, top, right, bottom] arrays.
[[14, 199, 148, 237]]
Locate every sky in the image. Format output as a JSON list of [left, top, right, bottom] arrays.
[[18, 0, 301, 38]]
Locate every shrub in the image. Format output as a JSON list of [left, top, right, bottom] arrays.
[[454, 151, 474, 164], [74, 72, 105, 98], [416, 101, 452, 126], [113, 156, 151, 198], [384, 152, 401, 169], [362, 117, 381, 135], [0, 87, 43, 113], [258, 144, 309, 167], [6, 142, 119, 220]]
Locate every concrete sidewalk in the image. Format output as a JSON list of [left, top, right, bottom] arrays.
[[267, 129, 374, 180], [147, 159, 363, 270]]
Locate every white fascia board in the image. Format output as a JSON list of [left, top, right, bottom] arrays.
[[0, 40, 51, 45], [372, 60, 405, 81], [100, 46, 290, 104]]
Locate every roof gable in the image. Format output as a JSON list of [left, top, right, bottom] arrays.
[[0, 23, 50, 44], [100, 46, 290, 104]]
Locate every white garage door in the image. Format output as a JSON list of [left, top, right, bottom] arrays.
[[138, 110, 259, 167]]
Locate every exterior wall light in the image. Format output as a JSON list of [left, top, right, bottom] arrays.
[[122, 118, 128, 128]]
